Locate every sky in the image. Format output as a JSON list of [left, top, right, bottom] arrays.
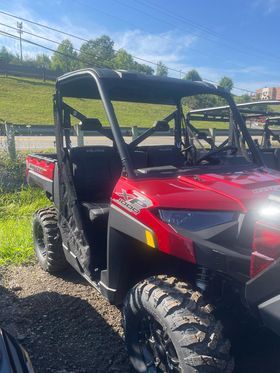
[[0, 0, 280, 94]]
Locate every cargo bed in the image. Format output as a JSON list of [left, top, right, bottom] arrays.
[[26, 153, 57, 196]]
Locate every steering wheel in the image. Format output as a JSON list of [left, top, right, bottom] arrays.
[[196, 145, 238, 164]]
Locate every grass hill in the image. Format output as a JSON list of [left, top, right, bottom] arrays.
[[0, 75, 228, 128], [0, 75, 172, 126], [0, 76, 54, 124]]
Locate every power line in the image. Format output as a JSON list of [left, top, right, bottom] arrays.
[[0, 7, 277, 85], [0, 10, 88, 43], [0, 22, 112, 67], [0, 22, 62, 46], [2, 2, 273, 68], [0, 11, 174, 70], [0, 10, 164, 70], [0, 25, 255, 94], [0, 28, 151, 72], [0, 16, 255, 94], [0, 29, 86, 65], [126, 0, 280, 64]]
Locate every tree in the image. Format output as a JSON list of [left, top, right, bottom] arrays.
[[235, 94, 251, 104], [133, 61, 154, 75], [182, 69, 213, 109], [35, 54, 51, 69], [184, 69, 202, 81], [0, 47, 14, 64], [113, 49, 135, 70], [156, 61, 168, 77], [219, 76, 233, 92], [51, 39, 79, 72], [113, 49, 154, 74], [79, 35, 115, 68]]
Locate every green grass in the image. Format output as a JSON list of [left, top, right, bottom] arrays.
[[0, 188, 49, 265], [0, 76, 54, 124], [0, 75, 227, 128]]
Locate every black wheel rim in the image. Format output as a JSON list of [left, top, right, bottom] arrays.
[[138, 314, 181, 372], [34, 221, 46, 257]]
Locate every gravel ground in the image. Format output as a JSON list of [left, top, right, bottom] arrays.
[[1, 265, 280, 373], [0, 265, 132, 373]]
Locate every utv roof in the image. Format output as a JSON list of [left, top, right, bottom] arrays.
[[56, 68, 225, 105]]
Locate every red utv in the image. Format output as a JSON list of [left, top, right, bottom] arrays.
[[27, 68, 280, 372]]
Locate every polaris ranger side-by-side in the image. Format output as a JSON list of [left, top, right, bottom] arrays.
[[27, 68, 280, 372]]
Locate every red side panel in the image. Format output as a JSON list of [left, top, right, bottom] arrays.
[[111, 177, 196, 264], [26, 155, 55, 181]]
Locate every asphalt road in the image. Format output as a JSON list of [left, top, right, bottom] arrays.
[[0, 135, 177, 151], [0, 134, 266, 152]]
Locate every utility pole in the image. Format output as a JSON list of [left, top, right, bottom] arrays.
[[17, 21, 23, 62]]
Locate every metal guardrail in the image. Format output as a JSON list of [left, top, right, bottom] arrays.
[[0, 124, 179, 138], [0, 123, 132, 136], [0, 123, 271, 137], [1, 122, 278, 161], [0, 123, 217, 137]]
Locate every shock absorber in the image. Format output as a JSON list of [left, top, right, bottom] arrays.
[[196, 266, 209, 292]]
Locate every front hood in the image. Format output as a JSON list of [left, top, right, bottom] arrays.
[[133, 167, 280, 212]]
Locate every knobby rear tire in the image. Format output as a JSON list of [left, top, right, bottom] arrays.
[[33, 206, 68, 273]]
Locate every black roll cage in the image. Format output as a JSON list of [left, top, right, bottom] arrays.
[[54, 68, 265, 178], [262, 117, 280, 148], [188, 100, 280, 150]]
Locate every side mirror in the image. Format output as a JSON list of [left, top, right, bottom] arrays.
[[153, 120, 170, 132], [79, 118, 102, 131]]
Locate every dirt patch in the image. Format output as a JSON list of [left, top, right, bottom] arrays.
[[1, 265, 280, 372]]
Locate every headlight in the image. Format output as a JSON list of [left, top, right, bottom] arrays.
[[258, 204, 280, 220], [158, 209, 237, 232], [258, 193, 280, 222]]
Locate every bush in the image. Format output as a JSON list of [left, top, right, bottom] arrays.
[[0, 152, 26, 193]]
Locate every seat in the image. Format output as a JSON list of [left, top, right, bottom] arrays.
[[273, 148, 280, 171], [70, 146, 150, 201], [70, 146, 121, 202], [69, 146, 147, 270], [146, 146, 185, 168], [260, 149, 278, 170], [130, 150, 148, 169]]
